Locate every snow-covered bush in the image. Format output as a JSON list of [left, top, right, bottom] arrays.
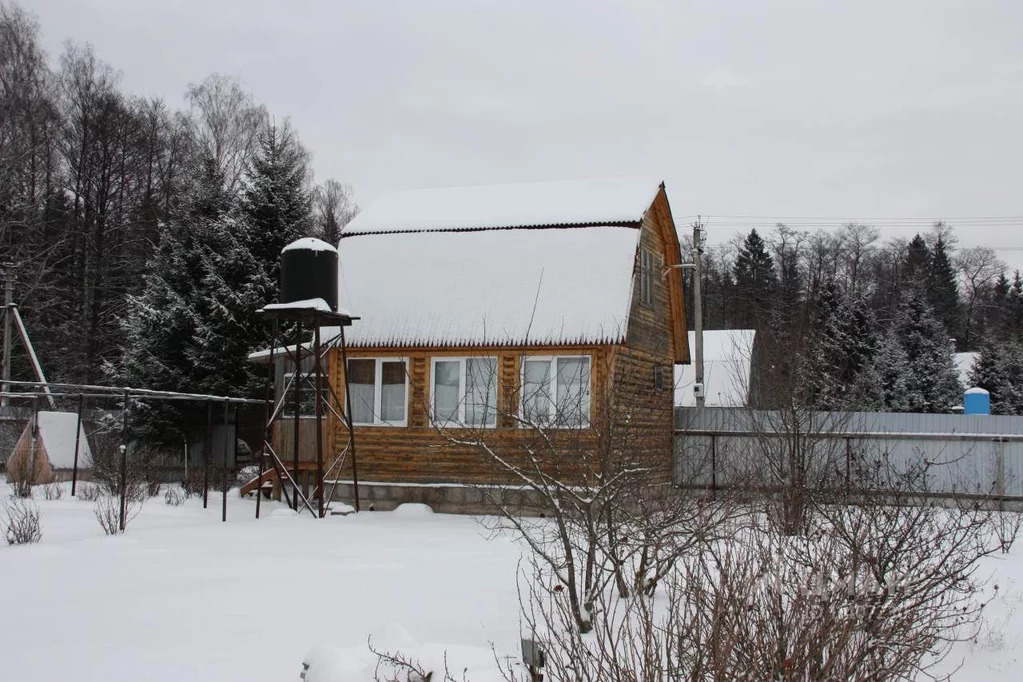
[[3, 497, 41, 545]]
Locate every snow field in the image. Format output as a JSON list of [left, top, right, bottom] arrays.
[[1, 482, 1022, 680]]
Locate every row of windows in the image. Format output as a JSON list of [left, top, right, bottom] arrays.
[[285, 355, 593, 428]]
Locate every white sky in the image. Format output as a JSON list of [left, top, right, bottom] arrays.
[[31, 0, 1023, 271]]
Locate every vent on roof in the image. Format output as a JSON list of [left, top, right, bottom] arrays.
[[280, 238, 338, 311]]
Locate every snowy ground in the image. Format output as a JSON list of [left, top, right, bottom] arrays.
[[1, 482, 1022, 681]]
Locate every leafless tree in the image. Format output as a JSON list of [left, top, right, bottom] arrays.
[[957, 246, 1006, 349], [313, 178, 358, 244], [185, 73, 267, 193]]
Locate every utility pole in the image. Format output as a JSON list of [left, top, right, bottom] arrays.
[[664, 219, 707, 408], [1, 262, 16, 408], [692, 219, 706, 409]]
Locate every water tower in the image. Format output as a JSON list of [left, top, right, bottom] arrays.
[[252, 237, 361, 518]]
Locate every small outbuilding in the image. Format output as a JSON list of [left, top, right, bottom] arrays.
[[6, 411, 91, 484]]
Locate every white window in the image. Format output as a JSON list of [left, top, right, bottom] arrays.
[[431, 357, 498, 427], [520, 356, 591, 427], [640, 247, 654, 306], [346, 358, 408, 426]]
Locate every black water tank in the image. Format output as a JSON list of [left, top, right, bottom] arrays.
[[280, 238, 338, 311]]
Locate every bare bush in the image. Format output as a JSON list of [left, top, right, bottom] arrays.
[[87, 433, 158, 503], [505, 453, 1012, 682], [42, 481, 64, 500], [369, 637, 468, 682], [2, 497, 41, 544], [164, 487, 186, 506], [77, 482, 101, 502], [94, 494, 142, 535], [6, 452, 33, 498]]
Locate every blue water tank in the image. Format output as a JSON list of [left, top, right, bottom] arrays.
[[963, 388, 991, 415]]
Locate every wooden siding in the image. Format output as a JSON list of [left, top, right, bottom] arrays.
[[633, 187, 688, 364], [310, 346, 612, 485]]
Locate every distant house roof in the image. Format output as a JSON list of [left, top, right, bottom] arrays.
[[343, 178, 661, 235], [332, 225, 640, 348], [34, 411, 91, 468], [675, 330, 756, 407]]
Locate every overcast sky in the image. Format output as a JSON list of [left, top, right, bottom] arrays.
[[32, 0, 1023, 269]]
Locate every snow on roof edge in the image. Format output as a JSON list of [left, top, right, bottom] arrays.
[[343, 178, 663, 235]]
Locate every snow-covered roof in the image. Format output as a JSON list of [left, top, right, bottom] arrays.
[[954, 352, 978, 388], [343, 178, 661, 235], [35, 411, 91, 469], [675, 330, 756, 407], [260, 298, 335, 314], [282, 237, 337, 253], [330, 225, 641, 347]]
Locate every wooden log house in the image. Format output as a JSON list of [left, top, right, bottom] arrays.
[[252, 179, 690, 512]]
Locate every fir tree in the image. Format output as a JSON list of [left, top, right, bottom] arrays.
[[893, 293, 962, 412], [926, 234, 961, 345], [114, 158, 236, 440], [969, 338, 1023, 415], [849, 330, 911, 412], [799, 284, 877, 409], [732, 229, 778, 328], [243, 121, 313, 310], [902, 234, 931, 291]]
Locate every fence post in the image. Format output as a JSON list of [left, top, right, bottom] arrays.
[[203, 400, 212, 509], [71, 393, 84, 496], [710, 434, 718, 500], [118, 388, 129, 532], [222, 400, 230, 522]]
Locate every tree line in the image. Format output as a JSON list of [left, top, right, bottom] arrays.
[[684, 222, 1023, 413], [0, 4, 356, 437]]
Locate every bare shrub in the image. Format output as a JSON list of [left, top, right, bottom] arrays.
[[505, 454, 1010, 681], [77, 482, 101, 502], [2, 497, 41, 544], [94, 494, 143, 535], [369, 637, 468, 682], [87, 433, 157, 503], [182, 465, 206, 498], [42, 481, 64, 500], [164, 487, 185, 506], [6, 453, 33, 499]]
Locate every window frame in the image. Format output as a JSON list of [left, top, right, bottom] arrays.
[[281, 371, 322, 420], [346, 357, 409, 427], [429, 356, 499, 429], [519, 354, 593, 429]]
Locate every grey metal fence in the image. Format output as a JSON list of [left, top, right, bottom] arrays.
[[674, 407, 1023, 499]]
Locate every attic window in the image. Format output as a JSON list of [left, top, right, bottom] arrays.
[[640, 247, 654, 306], [347, 358, 408, 426]]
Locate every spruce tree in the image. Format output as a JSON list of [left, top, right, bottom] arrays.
[[926, 235, 961, 345], [732, 229, 778, 328], [800, 284, 877, 409], [902, 234, 931, 291], [850, 330, 911, 412], [115, 158, 236, 440], [969, 338, 1023, 415], [893, 293, 962, 412], [243, 121, 313, 312]]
